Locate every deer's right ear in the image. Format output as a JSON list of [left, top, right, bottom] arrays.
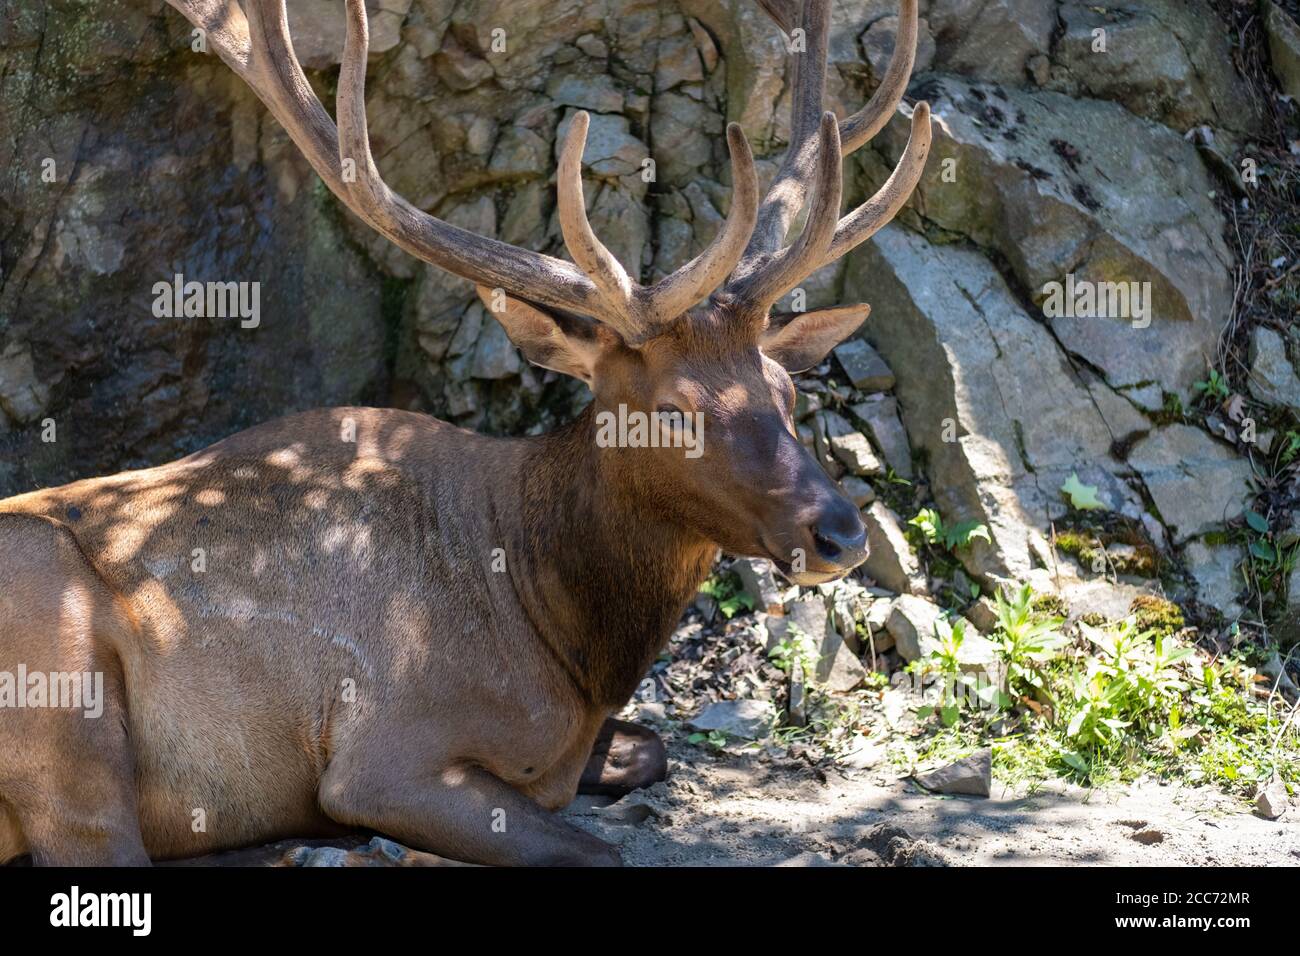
[[476, 287, 614, 385]]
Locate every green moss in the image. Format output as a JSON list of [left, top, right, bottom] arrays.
[[1129, 595, 1185, 636], [1031, 594, 1069, 619]]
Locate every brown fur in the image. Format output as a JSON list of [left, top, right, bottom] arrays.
[[0, 315, 866, 865]]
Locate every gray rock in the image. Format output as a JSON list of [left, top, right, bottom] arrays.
[[1254, 781, 1289, 820], [556, 111, 645, 177], [546, 74, 625, 113], [766, 594, 829, 651], [1184, 540, 1244, 618], [846, 226, 1147, 579], [1265, 2, 1300, 99], [964, 596, 999, 633], [1247, 326, 1300, 410], [1051, 1, 1260, 135], [1127, 426, 1253, 542], [886, 595, 950, 662], [283, 0, 412, 69], [833, 338, 895, 392], [928, 0, 1054, 85], [869, 79, 1233, 404], [913, 748, 992, 798], [830, 430, 884, 477], [688, 699, 774, 740], [849, 395, 912, 479], [840, 475, 876, 508], [862, 501, 923, 594], [733, 557, 784, 615], [0, 342, 50, 425]]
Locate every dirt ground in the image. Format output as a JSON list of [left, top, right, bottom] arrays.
[[561, 737, 1299, 866]]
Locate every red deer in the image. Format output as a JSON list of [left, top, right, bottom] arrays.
[[0, 0, 928, 865]]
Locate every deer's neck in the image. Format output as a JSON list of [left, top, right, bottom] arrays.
[[502, 405, 716, 711]]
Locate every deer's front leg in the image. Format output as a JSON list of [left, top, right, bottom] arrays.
[[318, 760, 620, 867]]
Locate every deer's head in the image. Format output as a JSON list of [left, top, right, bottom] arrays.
[[166, 0, 930, 583]]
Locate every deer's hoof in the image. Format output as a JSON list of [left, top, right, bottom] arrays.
[[578, 718, 668, 798]]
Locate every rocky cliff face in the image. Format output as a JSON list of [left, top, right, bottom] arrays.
[[1, 0, 1297, 624]]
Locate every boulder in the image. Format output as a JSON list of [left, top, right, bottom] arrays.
[[870, 79, 1234, 405], [1265, 1, 1300, 99], [1127, 426, 1253, 542], [846, 225, 1147, 580], [1050, 1, 1260, 136], [927, 0, 1055, 85]]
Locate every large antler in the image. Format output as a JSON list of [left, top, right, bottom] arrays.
[[727, 0, 931, 317], [163, 0, 758, 342]]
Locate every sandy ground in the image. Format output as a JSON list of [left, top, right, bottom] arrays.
[[561, 740, 1299, 866], [144, 735, 1295, 867]]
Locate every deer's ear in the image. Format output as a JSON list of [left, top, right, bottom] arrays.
[[476, 287, 614, 385], [760, 304, 871, 373]]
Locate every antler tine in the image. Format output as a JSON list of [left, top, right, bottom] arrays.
[[165, 0, 602, 318], [645, 122, 759, 324], [728, 113, 841, 311], [821, 101, 931, 267], [755, 0, 801, 36], [559, 111, 760, 341], [556, 111, 640, 337], [743, 0, 832, 259], [727, 0, 929, 315], [840, 0, 919, 154]]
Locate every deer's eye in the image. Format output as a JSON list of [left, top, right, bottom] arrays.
[[656, 402, 685, 418]]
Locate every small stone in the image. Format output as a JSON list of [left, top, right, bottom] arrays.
[[1027, 53, 1051, 86], [829, 430, 883, 476], [964, 596, 999, 633], [862, 501, 923, 594], [841, 735, 886, 770], [1247, 326, 1300, 409], [840, 475, 875, 508], [575, 33, 609, 59], [913, 748, 992, 798], [688, 699, 774, 740], [850, 396, 912, 479], [833, 339, 896, 392], [1254, 781, 1289, 820]]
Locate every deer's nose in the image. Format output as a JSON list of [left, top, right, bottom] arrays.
[[810, 499, 868, 568]]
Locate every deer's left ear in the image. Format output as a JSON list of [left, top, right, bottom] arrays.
[[476, 287, 616, 385], [760, 304, 872, 373]]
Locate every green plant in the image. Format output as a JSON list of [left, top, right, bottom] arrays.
[[687, 730, 729, 749], [768, 624, 818, 676], [698, 571, 754, 619], [992, 584, 1067, 702], [1058, 618, 1194, 768], [1192, 368, 1230, 402], [1280, 430, 1300, 465], [908, 507, 991, 552]]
